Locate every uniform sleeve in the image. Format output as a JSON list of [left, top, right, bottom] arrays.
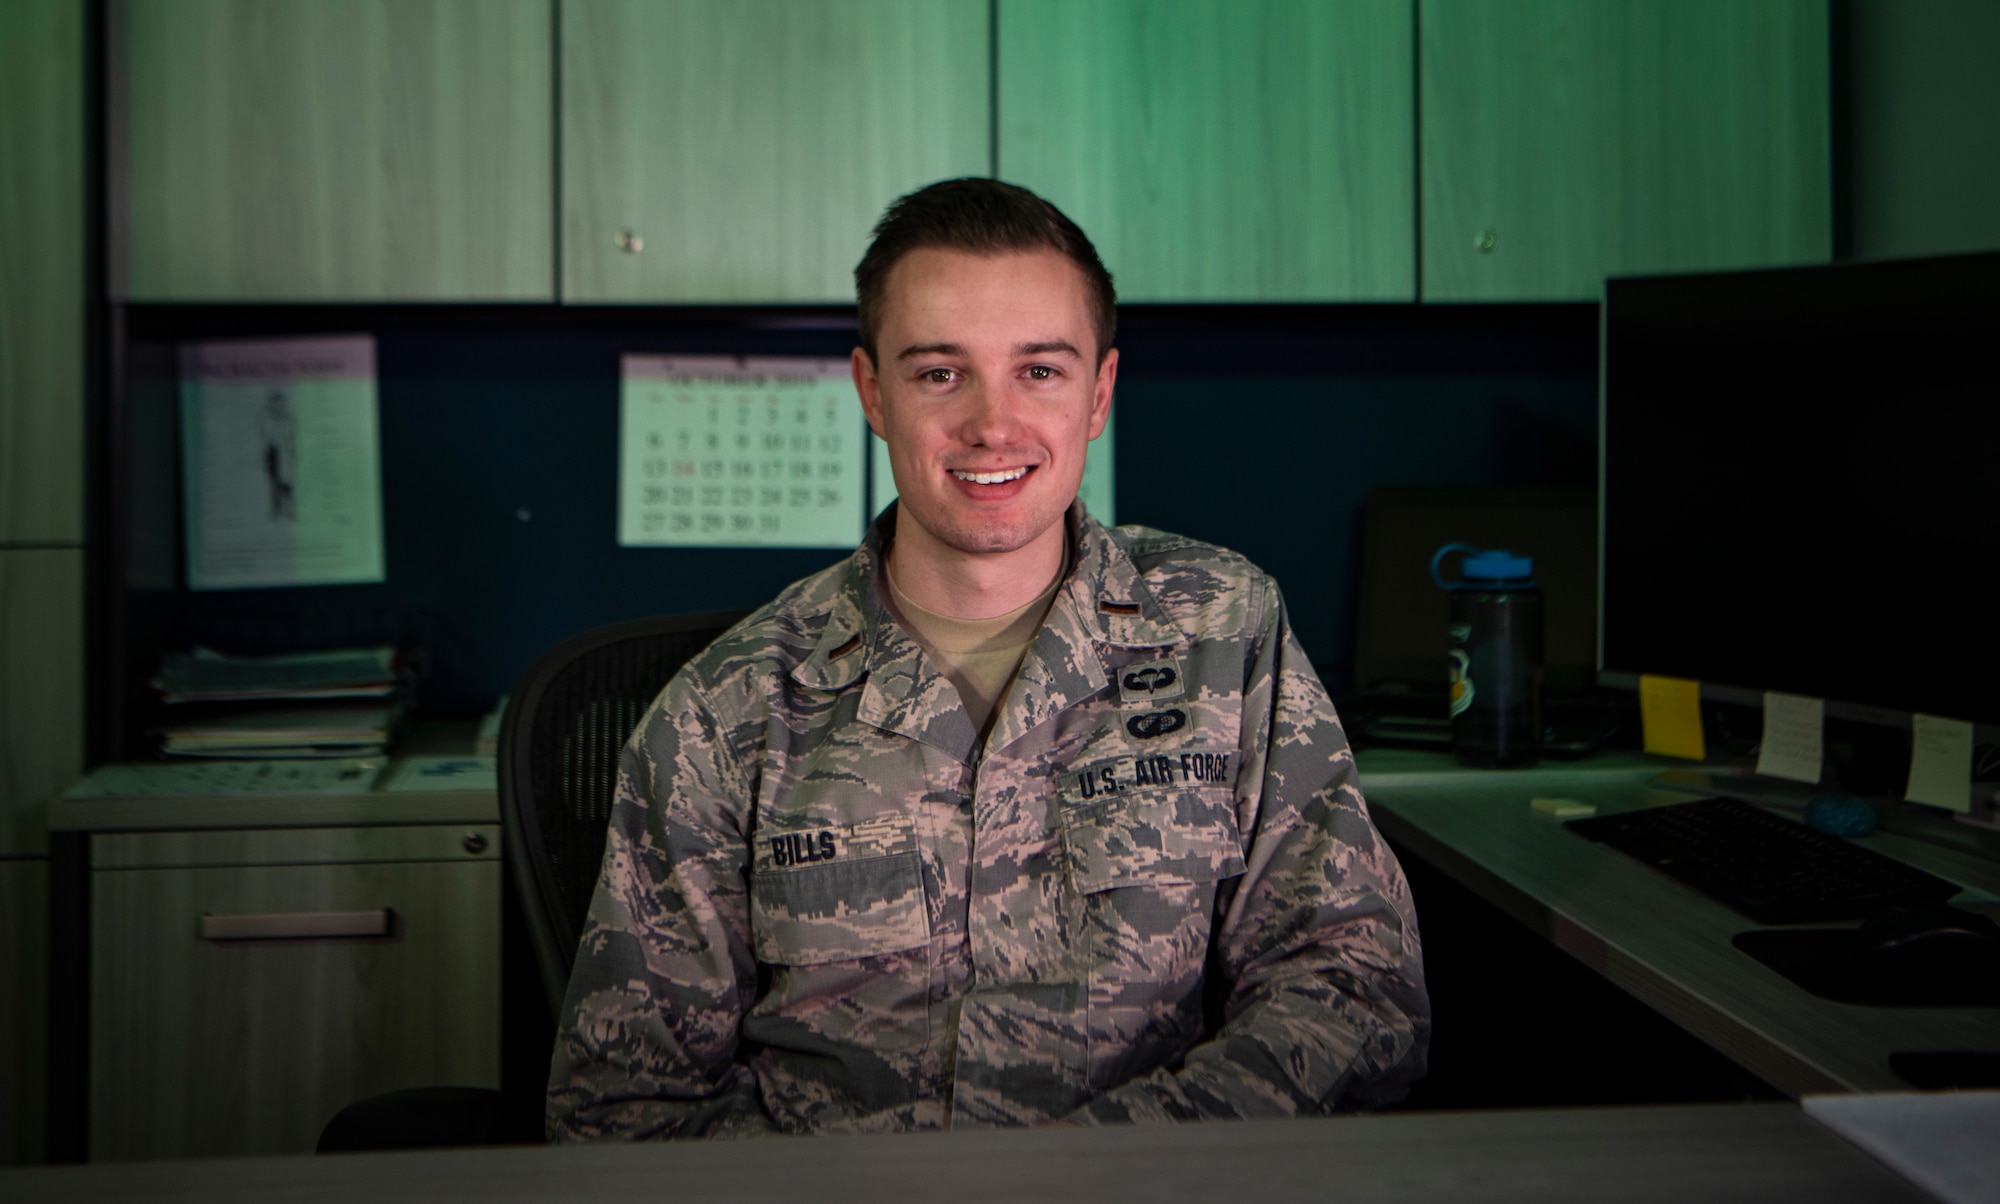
[[1069, 580, 1432, 1123], [546, 673, 779, 1141]]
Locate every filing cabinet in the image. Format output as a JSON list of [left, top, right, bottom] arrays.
[[86, 823, 500, 1160]]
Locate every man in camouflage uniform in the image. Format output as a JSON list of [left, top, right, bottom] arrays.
[[549, 180, 1430, 1138]]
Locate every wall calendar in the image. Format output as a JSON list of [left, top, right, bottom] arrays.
[[618, 355, 866, 548]]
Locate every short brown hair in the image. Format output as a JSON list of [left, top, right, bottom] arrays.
[[854, 178, 1117, 365]]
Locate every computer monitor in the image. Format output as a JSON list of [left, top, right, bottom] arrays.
[[1599, 251, 2000, 736]]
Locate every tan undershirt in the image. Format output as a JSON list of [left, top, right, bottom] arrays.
[[886, 554, 1068, 740]]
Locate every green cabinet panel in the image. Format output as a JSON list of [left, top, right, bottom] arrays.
[[91, 840, 499, 1159], [0, 0, 84, 542], [562, 0, 990, 303], [121, 0, 554, 301], [1421, 0, 1831, 301], [0, 858, 49, 1166], [999, 0, 1415, 302], [0, 549, 82, 858]]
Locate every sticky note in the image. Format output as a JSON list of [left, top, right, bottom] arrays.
[[1905, 714, 1974, 812], [1756, 691, 1824, 783], [1531, 797, 1597, 818], [1640, 674, 1706, 760]]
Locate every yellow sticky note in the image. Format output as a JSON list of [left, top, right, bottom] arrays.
[[1905, 713, 1973, 812], [1640, 674, 1706, 760], [1531, 797, 1597, 818]]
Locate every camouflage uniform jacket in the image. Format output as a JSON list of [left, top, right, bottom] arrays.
[[548, 503, 1430, 1139]]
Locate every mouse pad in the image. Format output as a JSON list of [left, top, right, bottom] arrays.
[[1732, 930, 2000, 1007]]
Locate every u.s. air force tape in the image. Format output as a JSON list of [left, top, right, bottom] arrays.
[[1061, 749, 1237, 805]]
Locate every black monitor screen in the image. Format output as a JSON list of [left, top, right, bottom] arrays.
[[1601, 252, 2000, 728]]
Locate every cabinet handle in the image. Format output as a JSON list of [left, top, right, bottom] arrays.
[[199, 909, 393, 941]]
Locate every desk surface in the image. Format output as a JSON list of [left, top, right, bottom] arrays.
[[45, 788, 497, 832], [1357, 750, 2000, 1097], [47, 721, 500, 832], [0, 1104, 1936, 1204]]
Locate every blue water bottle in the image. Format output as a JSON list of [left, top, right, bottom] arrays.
[[1432, 544, 1544, 768]]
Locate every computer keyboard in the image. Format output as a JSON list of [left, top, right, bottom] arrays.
[[1565, 797, 1962, 924]]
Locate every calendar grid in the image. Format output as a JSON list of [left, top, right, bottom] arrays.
[[619, 355, 867, 548]]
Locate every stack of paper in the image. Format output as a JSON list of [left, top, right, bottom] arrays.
[[156, 702, 403, 759], [150, 647, 406, 758], [153, 646, 400, 704]]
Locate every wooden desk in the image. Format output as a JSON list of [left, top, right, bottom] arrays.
[[1356, 750, 2000, 1097], [44, 758, 502, 1162], [0, 1102, 1937, 1203]]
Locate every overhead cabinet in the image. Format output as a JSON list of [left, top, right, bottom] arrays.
[[999, 0, 1416, 302], [1, 0, 86, 543], [119, 0, 554, 301], [1420, 0, 1831, 301], [111, 0, 1835, 305], [1, 0, 85, 844], [561, 0, 991, 303]]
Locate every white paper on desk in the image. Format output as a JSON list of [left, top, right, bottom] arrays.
[[1805, 1092, 2000, 1204], [870, 408, 1116, 526], [180, 335, 385, 590], [1756, 691, 1824, 783], [1906, 713, 1974, 812], [63, 758, 384, 799], [382, 755, 497, 793], [619, 356, 865, 548]]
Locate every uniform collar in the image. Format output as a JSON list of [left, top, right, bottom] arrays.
[[789, 511, 897, 694], [789, 501, 1187, 759], [1061, 503, 1188, 651]]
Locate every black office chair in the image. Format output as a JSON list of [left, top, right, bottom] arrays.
[[317, 610, 748, 1153], [500, 610, 750, 1020]]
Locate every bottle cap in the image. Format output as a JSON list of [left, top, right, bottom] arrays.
[[1432, 543, 1536, 587], [1460, 550, 1534, 581]]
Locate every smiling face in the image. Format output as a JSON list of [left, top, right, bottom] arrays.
[[854, 247, 1116, 567]]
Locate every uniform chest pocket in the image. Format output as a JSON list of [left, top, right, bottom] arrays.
[[1061, 786, 1247, 895], [749, 822, 929, 966]]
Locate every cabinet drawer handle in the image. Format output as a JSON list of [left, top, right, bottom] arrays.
[[199, 909, 393, 941]]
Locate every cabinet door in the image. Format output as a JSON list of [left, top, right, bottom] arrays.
[[1421, 0, 1830, 300], [0, 0, 84, 542], [90, 856, 500, 1160], [999, 0, 1415, 302], [120, 0, 554, 301], [0, 549, 82, 858], [0, 857, 49, 1166], [561, 0, 990, 302]]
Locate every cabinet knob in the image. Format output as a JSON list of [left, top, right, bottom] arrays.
[[616, 229, 644, 254], [463, 832, 489, 855], [1474, 229, 1497, 254]]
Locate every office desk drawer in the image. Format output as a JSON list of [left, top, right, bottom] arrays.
[[89, 854, 499, 1161], [92, 824, 501, 868]]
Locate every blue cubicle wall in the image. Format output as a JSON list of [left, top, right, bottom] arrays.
[[118, 305, 1595, 719]]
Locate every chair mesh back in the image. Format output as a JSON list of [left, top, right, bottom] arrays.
[[502, 612, 746, 1010]]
